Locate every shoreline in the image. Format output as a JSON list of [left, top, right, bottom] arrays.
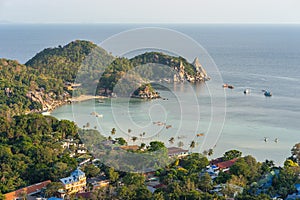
[[40, 95, 107, 115], [70, 95, 107, 102]]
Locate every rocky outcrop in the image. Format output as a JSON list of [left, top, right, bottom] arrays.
[[131, 84, 160, 99], [192, 57, 210, 81], [173, 57, 210, 83], [26, 89, 71, 113]]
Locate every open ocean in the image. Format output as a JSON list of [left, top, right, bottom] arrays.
[[1, 24, 300, 165]]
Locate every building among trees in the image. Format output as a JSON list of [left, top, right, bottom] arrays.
[[4, 180, 51, 200], [59, 169, 86, 194]]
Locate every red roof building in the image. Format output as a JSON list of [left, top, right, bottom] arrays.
[[4, 180, 51, 200], [216, 158, 238, 171]]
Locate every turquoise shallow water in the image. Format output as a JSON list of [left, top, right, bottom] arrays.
[[51, 80, 300, 165], [1, 24, 300, 165]]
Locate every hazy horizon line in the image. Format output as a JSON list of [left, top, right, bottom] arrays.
[[1, 22, 300, 25]]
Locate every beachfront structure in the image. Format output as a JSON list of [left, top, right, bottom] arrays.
[[167, 147, 189, 158], [60, 168, 86, 194], [4, 180, 51, 200], [206, 157, 239, 179], [215, 158, 238, 172]]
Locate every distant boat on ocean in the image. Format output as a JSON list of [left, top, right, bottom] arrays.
[[222, 84, 228, 88], [244, 89, 250, 94], [91, 112, 103, 118], [166, 125, 172, 129], [264, 91, 272, 97], [223, 84, 234, 89]]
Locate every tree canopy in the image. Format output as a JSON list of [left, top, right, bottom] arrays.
[[0, 114, 79, 194]]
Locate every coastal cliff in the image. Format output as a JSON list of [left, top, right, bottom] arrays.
[[173, 57, 209, 83], [25, 90, 71, 113]]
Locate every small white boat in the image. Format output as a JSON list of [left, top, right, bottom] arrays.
[[244, 89, 250, 94]]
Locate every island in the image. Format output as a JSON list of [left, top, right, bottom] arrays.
[[0, 40, 209, 117]]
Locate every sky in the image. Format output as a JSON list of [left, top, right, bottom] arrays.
[[0, 0, 300, 24]]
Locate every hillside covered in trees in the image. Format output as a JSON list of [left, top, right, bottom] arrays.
[[0, 59, 66, 118], [0, 114, 79, 195], [1, 40, 208, 118]]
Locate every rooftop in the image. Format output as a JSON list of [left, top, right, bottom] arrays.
[[60, 168, 85, 185], [4, 180, 51, 200], [167, 147, 189, 155], [216, 158, 238, 169]]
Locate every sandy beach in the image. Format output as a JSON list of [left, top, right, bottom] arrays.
[[70, 95, 107, 102]]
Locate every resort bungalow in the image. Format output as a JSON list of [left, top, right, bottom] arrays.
[[60, 169, 86, 194], [215, 158, 238, 172], [210, 157, 238, 173], [167, 147, 189, 158], [4, 180, 51, 200]]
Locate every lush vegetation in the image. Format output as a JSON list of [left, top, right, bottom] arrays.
[[1, 40, 201, 119], [130, 52, 196, 76], [0, 114, 78, 195], [2, 40, 300, 199], [25, 40, 114, 85], [25, 40, 198, 98], [0, 59, 63, 117], [98, 52, 198, 96], [1, 114, 300, 200]]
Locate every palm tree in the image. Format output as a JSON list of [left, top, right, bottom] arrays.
[[190, 140, 196, 149], [169, 137, 175, 144], [111, 128, 116, 135], [127, 129, 132, 143], [132, 136, 138, 143], [208, 148, 214, 156], [178, 141, 184, 148], [140, 132, 146, 143]]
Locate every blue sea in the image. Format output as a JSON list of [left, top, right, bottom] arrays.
[[1, 24, 300, 165]]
